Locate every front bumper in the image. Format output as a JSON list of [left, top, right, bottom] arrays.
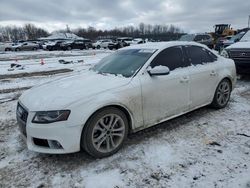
[[16, 103, 83, 154], [233, 59, 250, 74]]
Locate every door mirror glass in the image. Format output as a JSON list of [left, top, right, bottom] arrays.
[[147, 66, 170, 76]]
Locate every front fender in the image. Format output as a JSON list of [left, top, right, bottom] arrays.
[[67, 78, 143, 132]]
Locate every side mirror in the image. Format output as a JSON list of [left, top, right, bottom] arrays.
[[147, 66, 170, 76]]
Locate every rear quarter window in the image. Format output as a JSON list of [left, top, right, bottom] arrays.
[[185, 46, 217, 65]]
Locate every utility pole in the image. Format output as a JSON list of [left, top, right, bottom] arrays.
[[248, 15, 250, 28]]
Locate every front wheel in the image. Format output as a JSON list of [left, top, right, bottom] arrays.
[[81, 107, 128, 158], [211, 79, 231, 109]]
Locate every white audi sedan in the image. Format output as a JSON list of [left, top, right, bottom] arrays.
[[17, 42, 236, 158]]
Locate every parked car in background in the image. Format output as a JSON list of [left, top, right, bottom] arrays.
[[93, 39, 114, 49], [214, 36, 233, 51], [0, 42, 14, 51], [107, 41, 121, 50], [11, 42, 40, 51], [179, 34, 214, 49], [61, 39, 92, 50], [130, 38, 145, 45], [220, 32, 246, 50], [215, 32, 247, 52], [45, 41, 64, 51], [17, 41, 236, 158], [117, 37, 133, 47], [221, 30, 250, 75]]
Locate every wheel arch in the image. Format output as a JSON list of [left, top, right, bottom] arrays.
[[82, 104, 133, 134]]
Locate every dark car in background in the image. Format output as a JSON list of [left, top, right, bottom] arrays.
[[60, 39, 92, 50], [46, 41, 64, 51], [179, 34, 214, 49], [221, 30, 250, 75], [215, 32, 247, 52]]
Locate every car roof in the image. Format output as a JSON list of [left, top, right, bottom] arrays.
[[122, 41, 208, 51]]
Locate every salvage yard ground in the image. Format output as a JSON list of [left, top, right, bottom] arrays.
[[0, 50, 250, 188]]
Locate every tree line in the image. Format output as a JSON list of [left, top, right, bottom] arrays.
[[0, 24, 49, 42], [0, 23, 184, 42]]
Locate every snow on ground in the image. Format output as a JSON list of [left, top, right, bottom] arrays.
[[0, 50, 250, 188], [0, 50, 111, 76]]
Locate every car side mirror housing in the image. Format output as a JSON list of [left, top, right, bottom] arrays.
[[147, 66, 170, 76]]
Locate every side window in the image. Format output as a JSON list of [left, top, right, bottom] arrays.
[[194, 35, 202, 42], [186, 46, 217, 65], [151, 47, 187, 71], [201, 35, 207, 41], [205, 35, 211, 40]]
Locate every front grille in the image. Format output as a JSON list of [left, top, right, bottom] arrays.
[[16, 103, 29, 136], [229, 49, 250, 59]]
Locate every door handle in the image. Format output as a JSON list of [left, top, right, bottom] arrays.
[[210, 71, 217, 76], [180, 76, 189, 83]]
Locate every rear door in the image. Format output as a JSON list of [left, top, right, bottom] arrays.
[[184, 45, 219, 108]]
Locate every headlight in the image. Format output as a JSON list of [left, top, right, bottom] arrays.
[[220, 49, 229, 58], [32, 110, 70, 124]]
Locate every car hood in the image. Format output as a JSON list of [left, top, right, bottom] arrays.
[[19, 71, 131, 111], [226, 41, 250, 49]]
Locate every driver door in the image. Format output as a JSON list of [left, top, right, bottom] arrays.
[[139, 46, 191, 127]]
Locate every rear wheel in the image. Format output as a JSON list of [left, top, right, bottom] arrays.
[[33, 47, 37, 51], [211, 79, 231, 109], [81, 107, 128, 158], [97, 45, 100, 49], [15, 48, 20, 51], [67, 46, 72, 50]]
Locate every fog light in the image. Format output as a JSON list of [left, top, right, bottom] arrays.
[[48, 140, 63, 149]]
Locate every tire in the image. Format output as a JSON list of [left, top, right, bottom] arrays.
[[210, 79, 231, 109], [15, 48, 20, 51], [81, 107, 128, 158], [97, 45, 100, 49], [5, 48, 11, 51], [67, 46, 72, 50], [33, 47, 37, 51]]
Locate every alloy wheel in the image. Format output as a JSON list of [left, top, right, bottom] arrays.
[[216, 80, 230, 106], [91, 114, 125, 153]]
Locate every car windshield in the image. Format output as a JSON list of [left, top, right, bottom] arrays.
[[240, 30, 250, 42], [179, 34, 195, 41], [92, 49, 156, 77], [229, 32, 245, 42]]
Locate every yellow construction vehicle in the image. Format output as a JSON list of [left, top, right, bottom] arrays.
[[210, 24, 237, 47]]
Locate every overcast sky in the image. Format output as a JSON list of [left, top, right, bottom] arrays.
[[0, 0, 249, 33]]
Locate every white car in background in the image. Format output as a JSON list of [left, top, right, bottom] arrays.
[[130, 38, 145, 45], [92, 39, 114, 49], [17, 42, 236, 158], [0, 42, 13, 51]]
